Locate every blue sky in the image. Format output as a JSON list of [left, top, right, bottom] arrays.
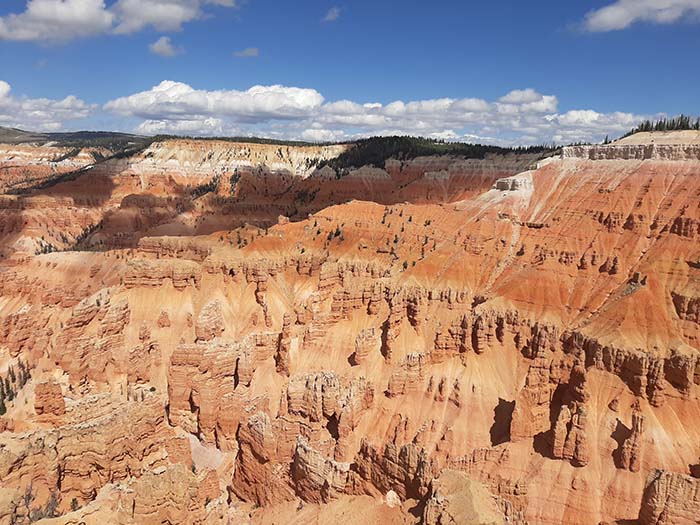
[[0, 0, 699, 144]]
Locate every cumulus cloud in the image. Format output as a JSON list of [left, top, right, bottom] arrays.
[[322, 6, 341, 22], [113, 0, 201, 34], [301, 127, 344, 142], [233, 47, 259, 57], [0, 79, 92, 131], [104, 80, 325, 122], [499, 88, 544, 104], [0, 0, 115, 42], [583, 0, 700, 32], [0, 0, 237, 42], [0, 81, 11, 100], [101, 81, 649, 145], [316, 89, 560, 137], [149, 36, 182, 57], [136, 117, 225, 135], [547, 110, 645, 143]]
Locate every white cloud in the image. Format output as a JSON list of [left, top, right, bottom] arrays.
[[233, 47, 259, 57], [584, 0, 700, 31], [136, 117, 224, 135], [322, 6, 341, 22], [104, 80, 325, 121], [0, 79, 93, 131], [499, 88, 543, 104], [0, 0, 114, 42], [113, 0, 199, 34], [496, 89, 558, 114], [149, 36, 182, 57], [301, 127, 343, 142], [452, 98, 490, 112], [0, 81, 11, 100], [0, 80, 623, 145], [102, 81, 650, 145], [323, 100, 367, 115], [0, 0, 237, 42]]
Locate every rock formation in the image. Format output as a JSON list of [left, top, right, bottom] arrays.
[[422, 470, 505, 525], [1, 132, 700, 523], [34, 381, 65, 418], [638, 470, 700, 525], [551, 363, 591, 467], [351, 327, 378, 365], [620, 401, 646, 472], [195, 300, 224, 342]]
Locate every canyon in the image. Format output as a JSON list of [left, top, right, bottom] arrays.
[[0, 129, 699, 524]]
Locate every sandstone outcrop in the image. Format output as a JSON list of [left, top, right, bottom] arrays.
[[619, 402, 646, 472], [638, 470, 700, 525], [124, 259, 201, 290], [231, 411, 296, 506], [33, 464, 224, 525], [195, 300, 224, 342], [351, 327, 378, 365], [561, 143, 700, 161], [167, 332, 279, 448], [1, 132, 700, 524], [387, 353, 427, 397], [552, 404, 589, 467], [291, 437, 351, 503], [510, 357, 554, 441], [275, 313, 293, 375], [422, 470, 505, 525], [34, 381, 65, 418], [0, 395, 188, 520], [550, 363, 591, 467]]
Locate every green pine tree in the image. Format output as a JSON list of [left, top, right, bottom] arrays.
[[5, 378, 13, 401]]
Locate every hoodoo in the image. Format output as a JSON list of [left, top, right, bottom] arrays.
[[2, 0, 699, 519], [1, 128, 700, 523]]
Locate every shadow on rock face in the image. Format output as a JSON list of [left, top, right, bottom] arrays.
[[490, 397, 514, 446], [611, 418, 633, 469]]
